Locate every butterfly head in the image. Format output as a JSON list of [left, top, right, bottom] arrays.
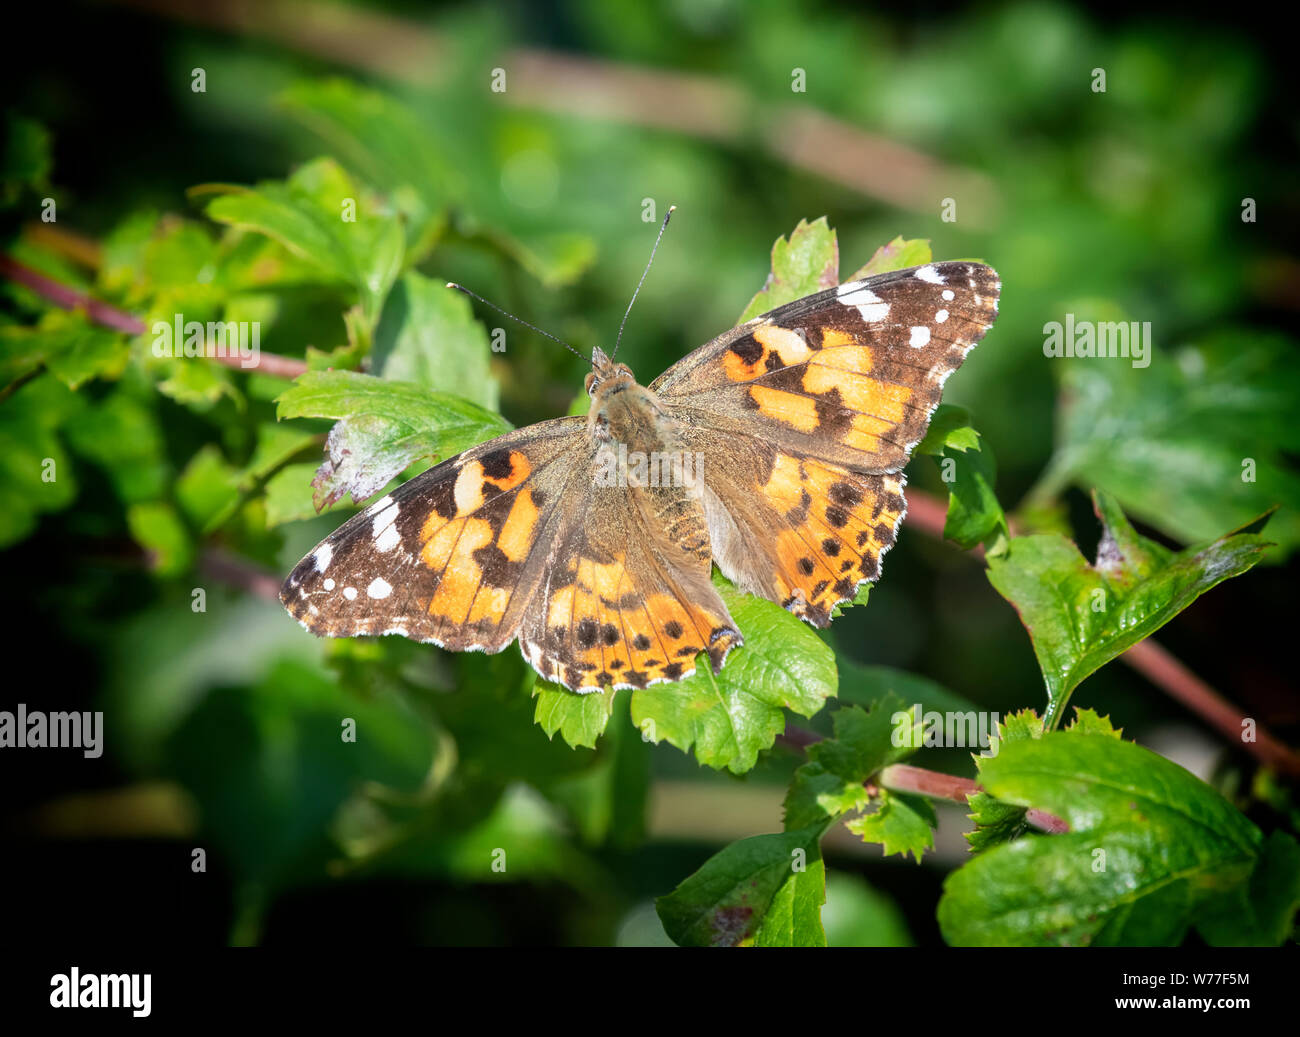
[[585, 346, 663, 445], [585, 346, 635, 398]]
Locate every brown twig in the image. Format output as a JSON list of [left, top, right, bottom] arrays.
[[198, 548, 283, 603], [1, 255, 145, 334], [780, 723, 1069, 833], [1122, 639, 1300, 777], [112, 0, 999, 227], [903, 487, 1300, 776], [878, 763, 1069, 834], [0, 254, 310, 379]]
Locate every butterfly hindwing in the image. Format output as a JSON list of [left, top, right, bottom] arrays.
[[519, 460, 742, 692]]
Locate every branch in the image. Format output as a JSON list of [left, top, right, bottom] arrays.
[[903, 487, 1300, 777], [0, 255, 145, 335], [779, 723, 1069, 834], [878, 763, 1069, 834], [112, 0, 1000, 227], [198, 548, 283, 603], [0, 255, 309, 379]]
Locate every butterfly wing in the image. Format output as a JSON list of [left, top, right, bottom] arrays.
[[282, 414, 742, 692], [654, 261, 1000, 625], [518, 460, 742, 693], [281, 417, 590, 652]]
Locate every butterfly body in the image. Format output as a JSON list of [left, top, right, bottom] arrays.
[[282, 260, 1001, 693]]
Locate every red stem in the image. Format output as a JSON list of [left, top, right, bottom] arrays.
[[0, 255, 309, 379]]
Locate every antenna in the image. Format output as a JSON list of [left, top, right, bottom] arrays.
[[611, 204, 675, 361], [445, 283, 588, 364]]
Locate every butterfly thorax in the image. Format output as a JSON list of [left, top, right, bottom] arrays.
[[585, 349, 710, 562]]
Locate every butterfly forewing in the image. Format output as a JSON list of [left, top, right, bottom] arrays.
[[281, 417, 588, 651], [652, 261, 1000, 473]]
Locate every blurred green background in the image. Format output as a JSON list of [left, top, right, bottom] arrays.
[[1, 0, 1296, 946]]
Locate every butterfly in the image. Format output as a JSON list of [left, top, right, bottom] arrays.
[[281, 248, 1000, 693]]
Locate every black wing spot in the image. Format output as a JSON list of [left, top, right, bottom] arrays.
[[577, 618, 599, 648], [664, 620, 684, 639], [729, 337, 763, 365], [479, 449, 515, 481]]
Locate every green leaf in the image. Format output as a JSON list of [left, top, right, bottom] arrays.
[[263, 462, 325, 526], [532, 681, 617, 750], [274, 369, 510, 509], [165, 658, 438, 890], [279, 78, 458, 260], [176, 445, 242, 531], [203, 157, 404, 332], [656, 823, 830, 947], [845, 235, 932, 280], [1195, 831, 1300, 946], [915, 403, 982, 456], [964, 709, 1043, 852], [846, 790, 937, 862], [783, 696, 911, 830], [987, 490, 1272, 727], [754, 851, 827, 947], [126, 500, 193, 577], [739, 217, 839, 322], [631, 575, 837, 775], [372, 273, 499, 411], [1036, 329, 1300, 557], [835, 660, 977, 715], [822, 870, 913, 947], [453, 221, 597, 289], [62, 389, 168, 505], [0, 375, 81, 546], [940, 731, 1263, 946], [2, 114, 51, 207], [916, 404, 1006, 553], [542, 690, 650, 847]]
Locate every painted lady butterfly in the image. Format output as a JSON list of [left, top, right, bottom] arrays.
[[282, 238, 1000, 693]]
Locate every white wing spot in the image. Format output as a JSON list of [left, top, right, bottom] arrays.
[[375, 524, 400, 553], [366, 494, 393, 516], [367, 577, 393, 599], [373, 501, 401, 553], [314, 544, 333, 572], [909, 326, 931, 348], [935, 309, 949, 323], [343, 586, 358, 601], [915, 265, 945, 284], [837, 284, 890, 323], [323, 578, 335, 591], [942, 289, 955, 301]]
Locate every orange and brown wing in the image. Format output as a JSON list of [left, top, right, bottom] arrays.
[[281, 417, 587, 652], [656, 262, 999, 625], [519, 478, 742, 693], [652, 262, 1000, 473], [686, 426, 908, 627]]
